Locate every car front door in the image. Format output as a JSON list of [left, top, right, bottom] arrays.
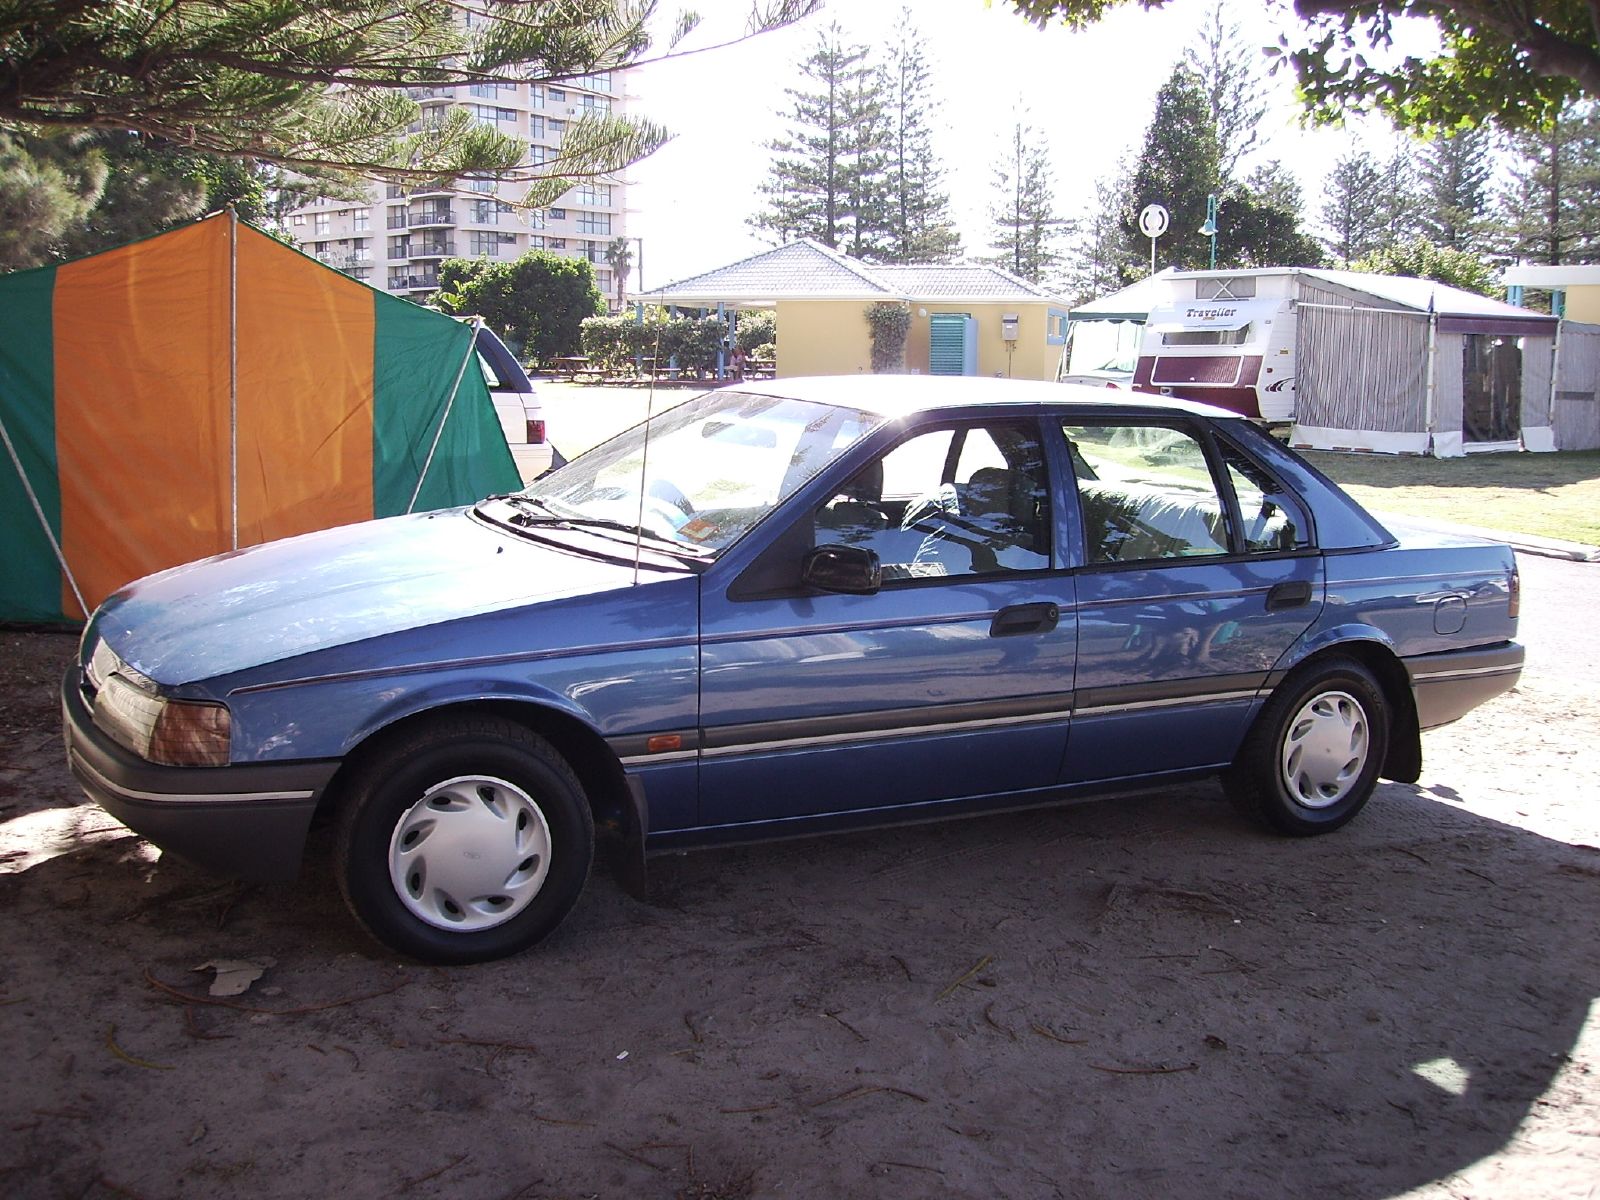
[[1059, 417, 1324, 784], [695, 415, 1077, 833]]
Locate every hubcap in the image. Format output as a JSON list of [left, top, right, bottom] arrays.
[[388, 775, 552, 932], [1280, 689, 1369, 809]]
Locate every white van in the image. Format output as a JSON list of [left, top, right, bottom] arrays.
[[474, 326, 557, 482]]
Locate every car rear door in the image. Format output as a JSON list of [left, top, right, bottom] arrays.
[[1059, 416, 1323, 784]]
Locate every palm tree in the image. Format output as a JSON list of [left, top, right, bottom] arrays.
[[603, 237, 633, 307]]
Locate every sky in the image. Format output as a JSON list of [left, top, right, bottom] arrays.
[[621, 0, 1432, 290]]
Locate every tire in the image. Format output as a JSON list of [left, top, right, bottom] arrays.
[[334, 715, 593, 964], [1224, 657, 1390, 837]]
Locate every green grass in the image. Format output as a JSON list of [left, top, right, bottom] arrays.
[[1300, 449, 1600, 545]]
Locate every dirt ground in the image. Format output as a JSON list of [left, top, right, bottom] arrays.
[[2, 556, 1597, 1200]]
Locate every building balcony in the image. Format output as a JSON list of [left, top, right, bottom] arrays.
[[408, 209, 456, 228], [387, 214, 409, 230], [407, 87, 456, 104], [409, 242, 455, 260], [390, 275, 441, 293], [410, 183, 454, 199]]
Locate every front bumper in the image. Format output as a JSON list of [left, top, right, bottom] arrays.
[[61, 667, 339, 881], [1405, 641, 1525, 731]]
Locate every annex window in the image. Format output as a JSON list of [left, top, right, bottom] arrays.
[[1064, 423, 1230, 563], [814, 422, 1051, 581]]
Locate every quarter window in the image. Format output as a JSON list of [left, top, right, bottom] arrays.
[[1218, 443, 1309, 552]]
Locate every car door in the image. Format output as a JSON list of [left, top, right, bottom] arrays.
[[695, 414, 1077, 832], [1060, 416, 1324, 784]]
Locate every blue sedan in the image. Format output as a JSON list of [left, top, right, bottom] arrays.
[[63, 377, 1524, 962]]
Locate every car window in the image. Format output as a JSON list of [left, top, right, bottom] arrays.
[[1218, 442, 1310, 552], [1064, 422, 1230, 563], [815, 422, 1051, 581], [519, 391, 878, 556]]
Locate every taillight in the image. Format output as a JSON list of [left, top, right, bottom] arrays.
[[526, 418, 545, 445], [1508, 563, 1520, 619]]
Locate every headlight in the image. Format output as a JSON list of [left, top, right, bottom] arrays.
[[90, 657, 232, 768]]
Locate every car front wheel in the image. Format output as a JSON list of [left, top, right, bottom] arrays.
[[334, 715, 593, 963], [1225, 658, 1390, 836]]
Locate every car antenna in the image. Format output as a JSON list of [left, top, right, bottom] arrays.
[[632, 318, 666, 587]]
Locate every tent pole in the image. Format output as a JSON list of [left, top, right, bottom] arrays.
[[407, 317, 482, 514], [229, 205, 240, 549], [0, 408, 88, 619], [1423, 309, 1438, 454]]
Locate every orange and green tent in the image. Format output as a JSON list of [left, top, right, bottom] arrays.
[[0, 212, 519, 624]]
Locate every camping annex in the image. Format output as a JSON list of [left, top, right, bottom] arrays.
[[0, 212, 519, 625]]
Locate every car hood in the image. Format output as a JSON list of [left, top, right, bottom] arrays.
[[91, 508, 661, 685]]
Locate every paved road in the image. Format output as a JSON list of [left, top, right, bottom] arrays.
[[1515, 551, 1598, 688]]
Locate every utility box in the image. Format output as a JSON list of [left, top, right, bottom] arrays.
[[1000, 313, 1020, 341]]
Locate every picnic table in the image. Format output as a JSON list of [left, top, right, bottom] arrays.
[[746, 357, 776, 380], [544, 355, 605, 382]]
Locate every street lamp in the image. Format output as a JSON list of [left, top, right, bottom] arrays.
[[1198, 194, 1219, 270]]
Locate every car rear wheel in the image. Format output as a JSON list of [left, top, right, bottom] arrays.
[[334, 715, 593, 963], [1225, 658, 1390, 836]]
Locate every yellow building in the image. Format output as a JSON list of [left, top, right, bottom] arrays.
[[639, 240, 1070, 381], [1503, 263, 1600, 323]]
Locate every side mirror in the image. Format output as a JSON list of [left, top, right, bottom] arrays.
[[802, 544, 881, 595]]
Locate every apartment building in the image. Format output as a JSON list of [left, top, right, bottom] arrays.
[[287, 72, 626, 304]]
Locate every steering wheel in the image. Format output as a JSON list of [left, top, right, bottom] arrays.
[[648, 480, 695, 517]]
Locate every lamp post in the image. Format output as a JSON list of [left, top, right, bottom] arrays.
[[1198, 193, 1218, 270]]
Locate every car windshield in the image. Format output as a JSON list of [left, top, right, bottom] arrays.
[[495, 389, 880, 557]]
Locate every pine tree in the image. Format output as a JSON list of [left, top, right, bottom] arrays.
[[1183, 1, 1271, 182], [1123, 66, 1221, 272], [1245, 160, 1302, 216], [1376, 150, 1424, 248], [1062, 168, 1137, 302], [1319, 150, 1387, 264], [985, 113, 1070, 284], [838, 62, 892, 259], [881, 9, 962, 263], [1416, 127, 1497, 253], [1496, 102, 1600, 264], [752, 23, 883, 252]]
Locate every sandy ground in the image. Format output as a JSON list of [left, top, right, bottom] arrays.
[[1, 554, 1596, 1200]]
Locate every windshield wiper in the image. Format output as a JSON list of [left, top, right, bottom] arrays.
[[481, 495, 705, 555]]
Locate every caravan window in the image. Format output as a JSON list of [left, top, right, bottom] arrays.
[[1195, 277, 1256, 300], [1162, 327, 1251, 346]]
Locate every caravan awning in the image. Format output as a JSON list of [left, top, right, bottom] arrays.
[[1149, 299, 1279, 333]]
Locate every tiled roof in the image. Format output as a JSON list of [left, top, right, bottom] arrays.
[[645, 240, 896, 302], [872, 263, 1062, 301], [644, 241, 1067, 305]]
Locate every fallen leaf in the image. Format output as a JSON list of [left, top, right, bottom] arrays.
[[193, 957, 276, 997]]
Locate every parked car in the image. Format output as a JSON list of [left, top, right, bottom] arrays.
[[62, 377, 1523, 963], [474, 325, 555, 482]]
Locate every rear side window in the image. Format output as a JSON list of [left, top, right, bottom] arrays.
[[1063, 423, 1229, 563]]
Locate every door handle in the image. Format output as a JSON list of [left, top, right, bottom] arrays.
[[989, 602, 1060, 638], [1265, 580, 1314, 611]]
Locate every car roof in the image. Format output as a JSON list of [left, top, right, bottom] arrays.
[[720, 374, 1244, 421]]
